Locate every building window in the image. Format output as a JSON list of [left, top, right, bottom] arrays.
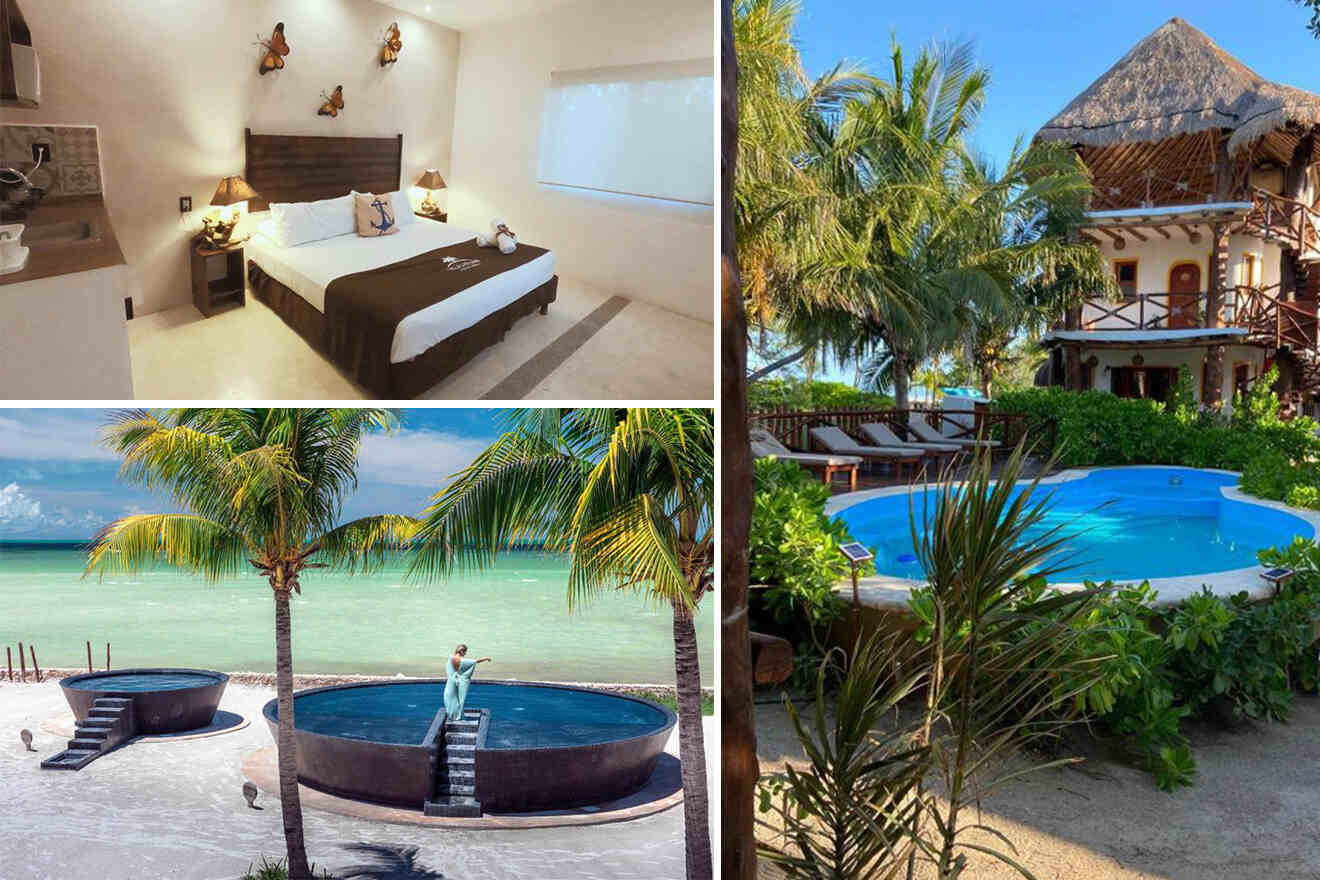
[[537, 59, 715, 206], [1114, 260, 1138, 300], [1111, 366, 1177, 402], [1241, 252, 1260, 288]]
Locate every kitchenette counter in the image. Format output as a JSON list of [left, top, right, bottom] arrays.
[[0, 195, 125, 287]]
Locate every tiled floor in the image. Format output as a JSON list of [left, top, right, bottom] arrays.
[[127, 277, 713, 400]]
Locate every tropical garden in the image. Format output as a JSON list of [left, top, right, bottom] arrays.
[[84, 407, 714, 880], [721, 1, 1320, 878]]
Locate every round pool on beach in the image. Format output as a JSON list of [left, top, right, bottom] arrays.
[[835, 467, 1316, 583], [264, 680, 676, 811], [59, 667, 229, 734]]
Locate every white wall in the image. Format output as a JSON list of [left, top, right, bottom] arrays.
[[1077, 343, 1265, 413], [447, 0, 714, 322], [2, 0, 460, 316], [1086, 231, 1284, 329]]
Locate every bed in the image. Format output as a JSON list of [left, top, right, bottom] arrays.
[[241, 128, 558, 398]]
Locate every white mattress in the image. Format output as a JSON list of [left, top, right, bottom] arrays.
[[244, 218, 556, 364]]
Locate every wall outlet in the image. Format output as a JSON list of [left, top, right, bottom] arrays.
[[32, 142, 52, 164], [179, 196, 192, 213]]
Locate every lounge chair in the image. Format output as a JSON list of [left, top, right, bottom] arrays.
[[907, 414, 1002, 453], [859, 421, 962, 459], [808, 425, 924, 480], [749, 428, 861, 491]]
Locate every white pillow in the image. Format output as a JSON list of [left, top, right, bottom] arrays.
[[255, 218, 278, 242], [353, 190, 414, 227], [268, 193, 355, 247]]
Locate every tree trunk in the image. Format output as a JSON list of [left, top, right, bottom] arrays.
[[273, 586, 312, 879], [720, 1, 758, 876], [673, 602, 712, 880], [893, 353, 911, 409]]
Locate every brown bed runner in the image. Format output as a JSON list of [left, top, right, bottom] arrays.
[[322, 238, 550, 393]]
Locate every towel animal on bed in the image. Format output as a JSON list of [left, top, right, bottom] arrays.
[[475, 219, 518, 255]]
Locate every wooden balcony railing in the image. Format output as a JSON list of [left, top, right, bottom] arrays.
[[1081, 292, 1212, 330], [1078, 283, 1319, 352], [1242, 187, 1320, 261]]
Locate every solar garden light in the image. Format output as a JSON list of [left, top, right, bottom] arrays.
[[840, 542, 875, 610], [1260, 566, 1295, 597]]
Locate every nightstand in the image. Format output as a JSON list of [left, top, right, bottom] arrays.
[[191, 237, 246, 317], [415, 210, 448, 223]]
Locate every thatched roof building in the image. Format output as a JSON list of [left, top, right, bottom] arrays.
[[1035, 18, 1320, 209]]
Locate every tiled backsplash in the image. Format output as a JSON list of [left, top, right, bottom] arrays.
[[0, 124, 102, 198]]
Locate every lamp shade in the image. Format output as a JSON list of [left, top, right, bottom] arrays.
[[415, 169, 447, 190], [210, 175, 259, 207]]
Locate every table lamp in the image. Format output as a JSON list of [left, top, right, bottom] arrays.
[[415, 169, 446, 216], [202, 175, 259, 248]]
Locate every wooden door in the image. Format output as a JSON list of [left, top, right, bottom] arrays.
[[1168, 262, 1202, 328]]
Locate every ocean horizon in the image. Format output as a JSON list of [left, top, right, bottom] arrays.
[[0, 542, 712, 684]]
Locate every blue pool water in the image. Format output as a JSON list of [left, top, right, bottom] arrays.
[[66, 671, 222, 691], [836, 467, 1316, 582], [284, 681, 671, 749]]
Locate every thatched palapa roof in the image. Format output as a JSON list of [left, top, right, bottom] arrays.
[[1036, 17, 1320, 155]]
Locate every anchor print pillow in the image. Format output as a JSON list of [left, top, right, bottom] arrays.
[[354, 192, 400, 237]]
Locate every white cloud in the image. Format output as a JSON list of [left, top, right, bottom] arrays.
[[356, 429, 493, 489], [0, 482, 105, 536], [0, 482, 41, 525]]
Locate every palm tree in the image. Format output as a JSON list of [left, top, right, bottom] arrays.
[[408, 408, 714, 880], [84, 408, 417, 880]]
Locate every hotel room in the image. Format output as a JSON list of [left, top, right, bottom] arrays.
[[0, 0, 714, 400]]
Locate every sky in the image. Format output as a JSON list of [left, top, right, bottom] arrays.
[[793, 0, 1320, 172], [0, 409, 506, 541], [783, 0, 1320, 385]]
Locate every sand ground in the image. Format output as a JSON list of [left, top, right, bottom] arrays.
[[0, 680, 714, 880], [753, 693, 1320, 879]]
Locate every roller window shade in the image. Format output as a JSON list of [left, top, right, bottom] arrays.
[[538, 59, 715, 206]]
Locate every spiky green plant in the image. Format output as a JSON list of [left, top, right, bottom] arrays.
[[408, 408, 714, 880], [909, 442, 1107, 879], [85, 409, 418, 880], [757, 632, 930, 879]]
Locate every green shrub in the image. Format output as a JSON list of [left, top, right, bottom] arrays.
[[992, 367, 1320, 504], [909, 539, 1320, 792], [748, 377, 894, 411], [242, 857, 335, 880], [748, 458, 862, 658]]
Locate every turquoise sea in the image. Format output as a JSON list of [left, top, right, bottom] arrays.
[[0, 543, 712, 684]]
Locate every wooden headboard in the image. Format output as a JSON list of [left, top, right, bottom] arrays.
[[243, 128, 403, 212]]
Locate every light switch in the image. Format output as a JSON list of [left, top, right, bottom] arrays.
[[180, 196, 192, 213]]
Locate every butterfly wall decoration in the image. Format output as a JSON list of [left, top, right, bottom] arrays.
[[318, 85, 345, 118], [380, 22, 402, 67], [258, 22, 290, 75]]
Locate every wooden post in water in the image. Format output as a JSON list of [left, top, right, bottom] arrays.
[[29, 645, 40, 682], [5, 645, 11, 681], [106, 642, 111, 671], [87, 640, 93, 673], [17, 641, 26, 682]]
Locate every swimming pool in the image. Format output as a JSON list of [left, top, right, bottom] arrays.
[[264, 680, 676, 811], [59, 668, 229, 734], [834, 467, 1316, 583], [282, 680, 672, 749]]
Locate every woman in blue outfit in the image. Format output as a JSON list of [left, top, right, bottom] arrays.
[[444, 643, 492, 721]]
